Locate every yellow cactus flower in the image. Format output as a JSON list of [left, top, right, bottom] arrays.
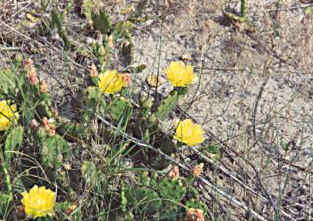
[[21, 185, 56, 218], [98, 70, 125, 94], [174, 119, 205, 146], [164, 61, 195, 87], [0, 100, 18, 131]]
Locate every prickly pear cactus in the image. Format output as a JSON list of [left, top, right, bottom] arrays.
[[155, 91, 179, 121], [91, 9, 112, 35], [40, 133, 71, 169]]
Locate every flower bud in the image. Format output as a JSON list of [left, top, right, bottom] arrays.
[[30, 119, 40, 130], [23, 58, 34, 71], [186, 208, 204, 221], [40, 80, 48, 93], [122, 74, 131, 87], [108, 34, 114, 48], [89, 63, 98, 78], [41, 117, 49, 130], [192, 163, 204, 177], [168, 165, 179, 180], [27, 69, 39, 85], [48, 125, 56, 137]]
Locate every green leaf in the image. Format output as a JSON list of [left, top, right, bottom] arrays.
[[206, 145, 219, 154], [155, 91, 179, 121], [40, 134, 71, 169], [0, 68, 17, 97], [158, 135, 176, 155], [55, 201, 71, 217], [108, 97, 133, 122], [82, 0, 95, 21], [305, 6, 313, 16], [4, 126, 23, 162], [185, 199, 208, 216], [37, 103, 53, 118], [81, 161, 97, 187], [175, 87, 189, 96], [114, 21, 133, 40], [57, 122, 87, 139], [121, 185, 128, 212], [158, 178, 186, 202], [143, 128, 150, 143], [51, 9, 63, 29], [99, 98, 107, 115], [0, 193, 12, 218], [91, 9, 112, 34], [133, 64, 146, 73], [51, 9, 71, 50], [82, 86, 106, 121], [86, 86, 101, 100], [122, 63, 146, 75], [126, 187, 162, 214], [204, 145, 221, 161]]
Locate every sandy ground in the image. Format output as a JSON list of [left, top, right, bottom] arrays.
[[129, 0, 313, 219]]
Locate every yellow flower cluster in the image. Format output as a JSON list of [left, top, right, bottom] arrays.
[[98, 70, 125, 94], [0, 100, 18, 131], [174, 119, 205, 146], [21, 185, 56, 218], [164, 61, 195, 87]]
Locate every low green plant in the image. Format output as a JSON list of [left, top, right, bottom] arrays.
[[0, 2, 210, 220]]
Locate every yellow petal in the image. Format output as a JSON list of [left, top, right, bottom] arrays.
[[174, 119, 205, 146], [0, 100, 18, 131], [98, 70, 125, 94], [21, 185, 55, 218], [164, 61, 195, 87]]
